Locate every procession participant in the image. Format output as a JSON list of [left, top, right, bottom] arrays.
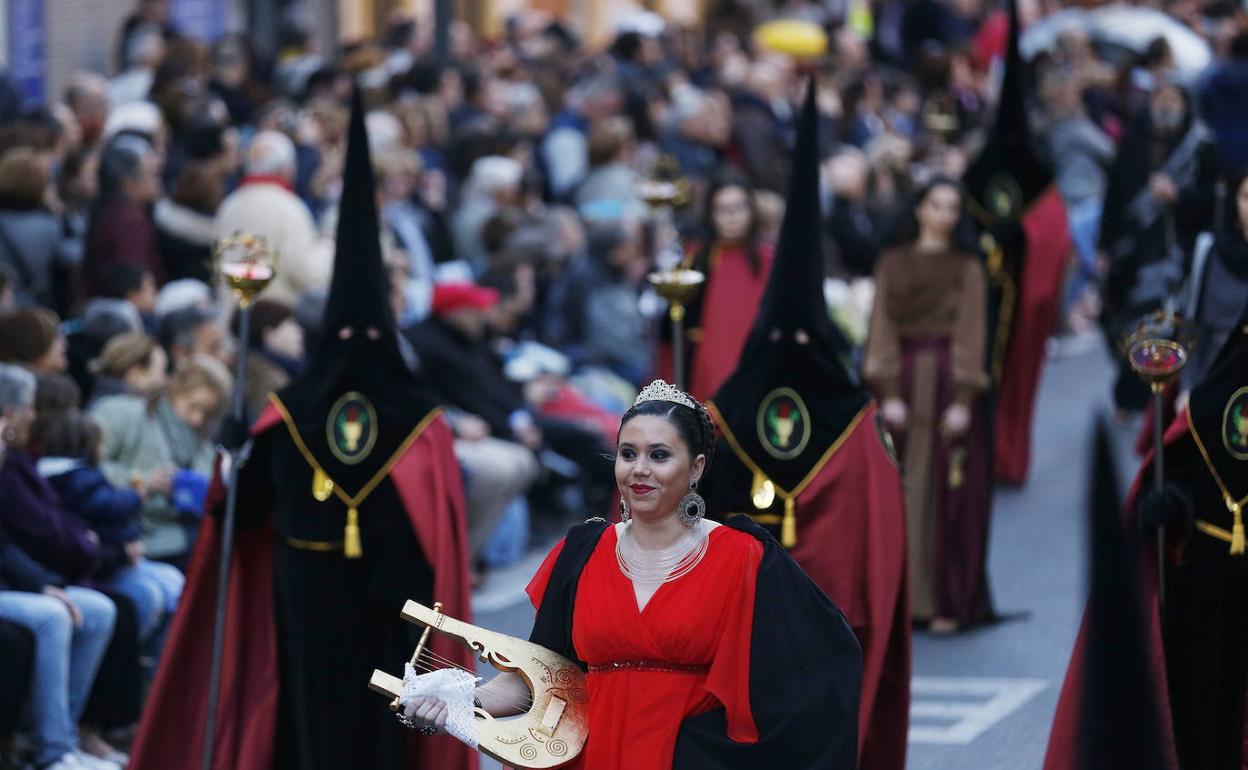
[[129, 88, 475, 770], [1045, 301, 1248, 770], [406, 378, 864, 770], [705, 82, 910, 770]]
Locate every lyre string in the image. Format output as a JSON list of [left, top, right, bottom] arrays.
[[413, 647, 538, 712]]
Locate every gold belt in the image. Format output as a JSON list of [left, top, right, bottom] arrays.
[[588, 661, 710, 675], [284, 536, 344, 552]]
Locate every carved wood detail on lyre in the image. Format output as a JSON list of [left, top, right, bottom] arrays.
[[369, 600, 588, 769]]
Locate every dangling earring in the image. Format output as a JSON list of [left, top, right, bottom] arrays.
[[677, 480, 706, 527], [619, 496, 631, 522]]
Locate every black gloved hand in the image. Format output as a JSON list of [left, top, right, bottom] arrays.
[[217, 413, 251, 454], [1137, 482, 1194, 532]]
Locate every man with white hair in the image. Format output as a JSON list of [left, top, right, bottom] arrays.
[[64, 73, 110, 146], [109, 24, 165, 108], [215, 130, 332, 306], [451, 155, 524, 272]]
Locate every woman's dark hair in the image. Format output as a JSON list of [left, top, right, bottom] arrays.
[[693, 171, 763, 276], [884, 174, 977, 252], [618, 399, 716, 472], [96, 138, 148, 207], [35, 410, 102, 464]]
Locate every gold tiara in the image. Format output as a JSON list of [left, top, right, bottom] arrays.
[[633, 379, 698, 411]]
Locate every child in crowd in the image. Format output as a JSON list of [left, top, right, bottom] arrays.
[[36, 409, 184, 658]]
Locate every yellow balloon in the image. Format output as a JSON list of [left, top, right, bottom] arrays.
[[754, 19, 829, 58]]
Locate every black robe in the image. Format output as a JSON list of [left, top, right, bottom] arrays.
[[530, 516, 863, 769]]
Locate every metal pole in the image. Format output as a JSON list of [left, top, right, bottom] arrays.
[[671, 304, 686, 391], [1152, 387, 1166, 617], [201, 306, 253, 770]]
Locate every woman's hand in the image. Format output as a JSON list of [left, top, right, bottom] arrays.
[[42, 586, 83, 627], [403, 696, 449, 732], [941, 403, 971, 441], [880, 398, 908, 433]]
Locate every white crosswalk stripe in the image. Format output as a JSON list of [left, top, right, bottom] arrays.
[[908, 676, 1048, 745]]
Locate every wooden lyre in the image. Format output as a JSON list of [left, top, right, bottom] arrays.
[[369, 600, 588, 769]]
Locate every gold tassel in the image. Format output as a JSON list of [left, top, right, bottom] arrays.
[[781, 497, 797, 548], [1231, 501, 1245, 556], [751, 472, 776, 510], [344, 507, 362, 558], [312, 468, 334, 502]]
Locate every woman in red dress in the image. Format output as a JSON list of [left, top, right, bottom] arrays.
[[405, 380, 862, 769], [657, 174, 774, 401]]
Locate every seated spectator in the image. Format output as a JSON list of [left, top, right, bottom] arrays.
[[580, 221, 652, 384], [0, 147, 79, 313], [97, 264, 158, 332], [574, 116, 642, 218], [215, 130, 333, 306], [0, 306, 69, 375], [153, 278, 213, 322], [157, 304, 232, 369], [91, 355, 230, 570], [64, 299, 144, 402], [36, 409, 184, 657], [0, 366, 120, 770], [0, 527, 117, 770], [406, 283, 539, 571], [229, 298, 304, 418], [86, 332, 168, 406], [83, 136, 164, 296]]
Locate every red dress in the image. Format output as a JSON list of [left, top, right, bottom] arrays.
[[526, 525, 763, 770], [688, 243, 774, 402]]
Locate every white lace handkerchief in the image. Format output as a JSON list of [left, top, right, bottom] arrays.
[[399, 664, 482, 748]]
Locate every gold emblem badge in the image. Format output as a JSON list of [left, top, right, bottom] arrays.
[[756, 387, 812, 461], [327, 392, 378, 465], [985, 173, 1023, 221], [1224, 386, 1248, 461]]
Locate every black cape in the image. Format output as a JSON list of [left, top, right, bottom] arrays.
[[530, 516, 863, 769]]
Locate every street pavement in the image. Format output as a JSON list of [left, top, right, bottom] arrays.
[[469, 334, 1138, 770]]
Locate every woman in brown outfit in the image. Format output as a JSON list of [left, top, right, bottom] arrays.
[[864, 177, 993, 633]]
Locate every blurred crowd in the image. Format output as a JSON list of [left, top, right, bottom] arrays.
[[1, 0, 1248, 766]]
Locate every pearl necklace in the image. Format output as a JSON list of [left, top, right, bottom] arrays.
[[615, 519, 710, 585]]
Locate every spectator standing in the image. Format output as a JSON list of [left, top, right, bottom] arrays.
[[229, 298, 304, 418], [83, 137, 164, 296]]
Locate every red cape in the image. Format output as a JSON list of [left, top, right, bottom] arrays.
[[787, 404, 911, 770], [994, 188, 1072, 485], [130, 405, 477, 770], [1042, 413, 1190, 770]]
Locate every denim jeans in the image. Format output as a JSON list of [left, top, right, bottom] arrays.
[[0, 587, 115, 765], [1063, 196, 1103, 312], [100, 558, 185, 642]]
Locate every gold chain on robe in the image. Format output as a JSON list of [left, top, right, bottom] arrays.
[[269, 394, 442, 558]]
